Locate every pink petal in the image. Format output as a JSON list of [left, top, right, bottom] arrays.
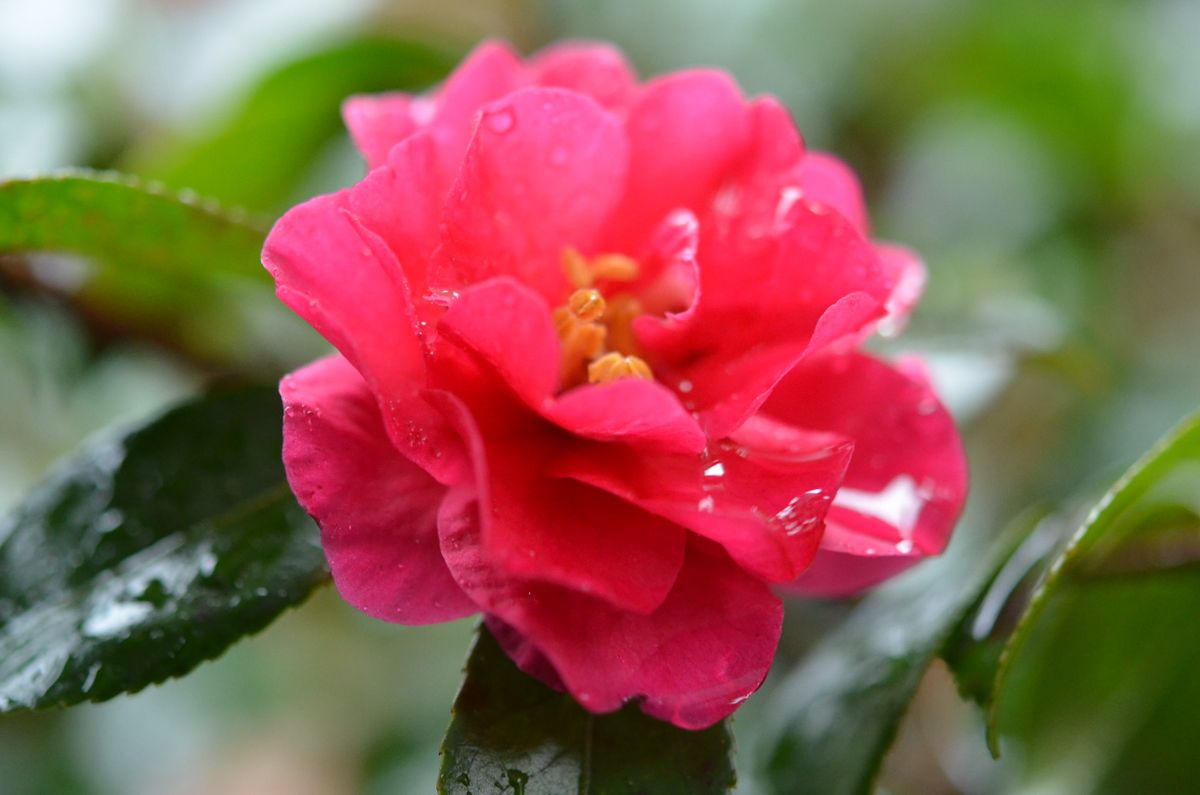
[[342, 93, 418, 171], [765, 352, 968, 596], [875, 243, 927, 335], [439, 489, 782, 729], [425, 40, 526, 183], [546, 379, 706, 455], [434, 278, 560, 407], [281, 355, 476, 623], [797, 152, 869, 232], [682, 290, 885, 439], [605, 70, 751, 247], [550, 415, 853, 582], [263, 189, 466, 484], [430, 87, 628, 303], [530, 41, 638, 111], [435, 278, 706, 453], [343, 132, 442, 308], [429, 392, 686, 614]]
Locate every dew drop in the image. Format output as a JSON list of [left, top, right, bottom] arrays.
[[484, 107, 515, 134], [425, 288, 460, 308]]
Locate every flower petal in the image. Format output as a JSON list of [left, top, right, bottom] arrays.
[[435, 278, 705, 453], [546, 379, 707, 454], [343, 132, 443, 306], [605, 70, 751, 246], [550, 415, 853, 582], [439, 488, 782, 729], [281, 355, 476, 623], [342, 92, 418, 171], [429, 392, 686, 614], [797, 152, 869, 232], [765, 352, 968, 596], [263, 190, 466, 484], [431, 87, 628, 303], [530, 41, 638, 111]]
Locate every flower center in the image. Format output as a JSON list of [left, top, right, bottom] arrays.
[[554, 247, 653, 389]]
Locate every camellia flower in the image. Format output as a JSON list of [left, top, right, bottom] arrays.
[[264, 41, 967, 730]]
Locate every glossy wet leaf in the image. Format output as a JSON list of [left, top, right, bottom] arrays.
[[983, 409, 1200, 792], [0, 387, 327, 711], [0, 171, 323, 371], [438, 626, 735, 795], [756, 521, 1026, 795], [127, 36, 457, 212]]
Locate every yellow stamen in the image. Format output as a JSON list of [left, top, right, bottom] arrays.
[[567, 288, 606, 322], [588, 352, 654, 384], [590, 253, 639, 283], [603, 294, 643, 358], [561, 249, 641, 289], [562, 247, 593, 289]]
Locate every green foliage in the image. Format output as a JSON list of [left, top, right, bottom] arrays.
[[0, 387, 327, 711], [0, 171, 323, 371], [127, 37, 458, 212], [756, 520, 1026, 795], [979, 409, 1200, 792], [438, 626, 736, 795]]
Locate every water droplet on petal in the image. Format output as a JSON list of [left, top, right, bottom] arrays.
[[484, 107, 515, 134]]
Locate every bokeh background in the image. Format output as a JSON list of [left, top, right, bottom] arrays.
[[1, 0, 1197, 792]]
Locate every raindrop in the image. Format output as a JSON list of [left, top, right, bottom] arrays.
[[425, 288, 460, 308], [677, 380, 694, 394], [484, 107, 516, 134]]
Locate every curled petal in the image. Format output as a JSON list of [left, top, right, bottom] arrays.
[[606, 70, 750, 246], [435, 278, 705, 453], [431, 88, 629, 302], [797, 152, 869, 232], [281, 355, 476, 623], [766, 352, 968, 596], [342, 93, 418, 171], [530, 41, 638, 111], [439, 488, 782, 730], [263, 188, 465, 483], [429, 394, 686, 614], [551, 415, 853, 582]]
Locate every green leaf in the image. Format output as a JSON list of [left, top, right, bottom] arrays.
[[983, 408, 1200, 792], [0, 170, 323, 371], [0, 387, 327, 711], [126, 36, 457, 212], [438, 626, 735, 795], [755, 521, 1026, 795]]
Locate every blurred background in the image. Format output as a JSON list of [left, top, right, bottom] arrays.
[[1, 0, 1197, 792]]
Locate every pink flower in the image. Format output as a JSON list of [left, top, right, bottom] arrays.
[[264, 41, 967, 729]]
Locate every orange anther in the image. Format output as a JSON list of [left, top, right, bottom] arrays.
[[567, 289, 606, 322], [588, 352, 654, 384]]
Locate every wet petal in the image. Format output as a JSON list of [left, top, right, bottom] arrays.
[[281, 355, 476, 623], [530, 41, 638, 111], [431, 87, 628, 302], [430, 393, 686, 614], [551, 415, 853, 582], [342, 92, 418, 170], [439, 489, 781, 730], [765, 352, 968, 596], [606, 70, 750, 246]]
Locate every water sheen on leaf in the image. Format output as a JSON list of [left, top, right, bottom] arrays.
[[755, 520, 1025, 795], [0, 170, 323, 372], [0, 387, 327, 711], [438, 626, 736, 795], [982, 408, 1200, 792]]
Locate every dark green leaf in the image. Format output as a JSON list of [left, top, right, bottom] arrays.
[[984, 408, 1200, 793], [438, 626, 735, 795], [0, 170, 323, 371], [755, 521, 1026, 795], [126, 36, 457, 212], [0, 387, 327, 711]]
